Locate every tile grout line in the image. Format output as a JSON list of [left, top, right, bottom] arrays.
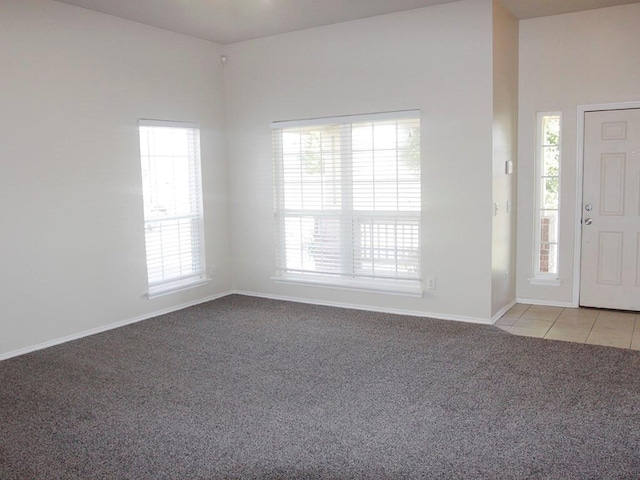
[[583, 309, 600, 345], [628, 315, 639, 349], [543, 307, 562, 340]]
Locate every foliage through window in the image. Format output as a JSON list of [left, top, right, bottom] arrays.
[[272, 111, 421, 293], [534, 113, 561, 278], [139, 120, 206, 296]]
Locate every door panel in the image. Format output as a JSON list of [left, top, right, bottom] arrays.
[[580, 109, 640, 310]]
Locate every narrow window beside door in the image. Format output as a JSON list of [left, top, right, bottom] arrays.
[[532, 112, 561, 284], [139, 120, 207, 297], [272, 111, 422, 296]]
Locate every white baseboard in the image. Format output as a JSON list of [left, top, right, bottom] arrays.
[[2, 289, 502, 362], [0, 291, 232, 362], [231, 290, 494, 325], [490, 299, 517, 324], [516, 297, 578, 308]]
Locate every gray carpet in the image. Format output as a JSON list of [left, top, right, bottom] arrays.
[[1, 295, 640, 479]]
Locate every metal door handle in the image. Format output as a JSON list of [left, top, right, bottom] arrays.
[[584, 218, 593, 225]]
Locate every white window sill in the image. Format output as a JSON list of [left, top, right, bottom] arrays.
[[272, 274, 423, 297], [147, 276, 210, 299], [528, 276, 562, 286]]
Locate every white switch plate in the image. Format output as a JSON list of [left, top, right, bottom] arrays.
[[505, 160, 513, 174]]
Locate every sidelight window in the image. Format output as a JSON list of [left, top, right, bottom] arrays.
[[533, 112, 561, 281]]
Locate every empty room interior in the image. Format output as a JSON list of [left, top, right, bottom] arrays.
[[2, 0, 640, 477]]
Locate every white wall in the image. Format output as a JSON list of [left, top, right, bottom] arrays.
[[491, 0, 518, 317], [516, 3, 640, 305], [0, 0, 230, 357], [224, 0, 498, 322]]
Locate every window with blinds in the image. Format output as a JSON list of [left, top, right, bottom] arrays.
[[272, 111, 422, 295], [138, 120, 207, 297]]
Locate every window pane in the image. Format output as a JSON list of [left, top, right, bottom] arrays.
[[398, 182, 421, 212], [352, 124, 373, 151], [539, 243, 558, 274], [373, 150, 398, 182], [353, 217, 420, 280], [539, 210, 559, 244], [145, 217, 199, 283], [373, 123, 397, 150], [543, 146, 560, 176], [542, 177, 559, 209], [353, 181, 374, 211], [373, 181, 398, 211], [283, 215, 342, 274], [543, 116, 560, 146]]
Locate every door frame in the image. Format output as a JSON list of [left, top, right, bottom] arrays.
[[572, 100, 640, 307]]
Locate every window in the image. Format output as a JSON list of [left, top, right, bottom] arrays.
[[532, 112, 561, 283], [272, 111, 421, 295], [138, 120, 207, 297]]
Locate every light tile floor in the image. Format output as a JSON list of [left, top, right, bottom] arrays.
[[497, 304, 640, 350]]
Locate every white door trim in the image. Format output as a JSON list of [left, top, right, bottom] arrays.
[[573, 100, 640, 307]]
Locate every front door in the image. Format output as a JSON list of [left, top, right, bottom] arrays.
[[580, 108, 640, 310]]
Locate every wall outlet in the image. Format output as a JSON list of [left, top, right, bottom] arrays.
[[210, 266, 217, 276], [427, 277, 436, 290]]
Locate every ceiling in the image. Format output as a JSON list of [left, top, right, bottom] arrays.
[[53, 0, 640, 44]]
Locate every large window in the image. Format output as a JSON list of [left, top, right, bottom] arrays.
[[272, 111, 421, 295], [533, 112, 561, 282], [138, 120, 207, 297]]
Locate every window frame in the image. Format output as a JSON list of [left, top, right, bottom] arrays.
[[138, 119, 208, 298], [531, 111, 562, 285], [271, 110, 422, 296]]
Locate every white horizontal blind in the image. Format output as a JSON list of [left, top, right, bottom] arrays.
[[273, 111, 421, 284], [139, 120, 206, 292]]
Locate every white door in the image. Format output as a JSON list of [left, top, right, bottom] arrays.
[[580, 108, 640, 310]]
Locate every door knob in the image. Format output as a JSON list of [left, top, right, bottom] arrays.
[[584, 218, 593, 225], [585, 204, 592, 211]]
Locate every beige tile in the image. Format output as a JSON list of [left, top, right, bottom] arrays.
[[631, 319, 640, 350], [499, 325, 550, 338], [557, 308, 599, 320], [522, 305, 563, 321], [586, 331, 632, 349], [495, 315, 520, 326], [591, 316, 635, 335], [526, 305, 564, 314], [554, 315, 597, 329], [597, 310, 637, 322], [545, 325, 590, 343], [512, 317, 555, 329], [520, 312, 562, 321], [520, 308, 562, 322], [506, 304, 530, 316]]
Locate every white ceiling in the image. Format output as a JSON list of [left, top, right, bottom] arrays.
[[53, 0, 640, 44]]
